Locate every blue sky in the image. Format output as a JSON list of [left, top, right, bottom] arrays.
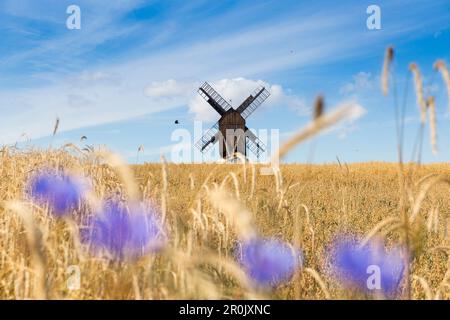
[[1, 0, 450, 163]]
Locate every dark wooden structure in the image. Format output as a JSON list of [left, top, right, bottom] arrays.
[[195, 82, 270, 160], [218, 109, 246, 158]]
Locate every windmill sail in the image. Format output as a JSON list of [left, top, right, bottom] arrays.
[[195, 122, 220, 152], [198, 82, 233, 115], [245, 127, 266, 157], [237, 86, 270, 119]]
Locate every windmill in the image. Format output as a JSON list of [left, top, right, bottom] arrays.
[[194, 82, 270, 160]]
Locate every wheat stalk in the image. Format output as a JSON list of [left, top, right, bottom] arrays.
[[409, 63, 427, 124], [304, 268, 331, 299], [275, 102, 363, 161], [5, 201, 47, 299], [433, 60, 450, 114], [52, 117, 60, 136], [426, 96, 438, 155], [208, 188, 256, 240], [382, 46, 394, 96], [313, 95, 324, 120]]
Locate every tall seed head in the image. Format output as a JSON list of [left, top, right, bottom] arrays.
[[426, 96, 438, 155], [382, 46, 394, 96], [313, 95, 324, 120], [433, 60, 450, 114], [409, 63, 427, 124]]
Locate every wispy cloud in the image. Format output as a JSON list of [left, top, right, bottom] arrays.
[[340, 72, 375, 96]]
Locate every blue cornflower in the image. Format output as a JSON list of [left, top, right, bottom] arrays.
[[332, 238, 405, 297], [28, 170, 87, 216], [236, 238, 302, 287], [83, 201, 166, 260]]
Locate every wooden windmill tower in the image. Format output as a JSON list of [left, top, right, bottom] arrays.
[[194, 82, 270, 160]]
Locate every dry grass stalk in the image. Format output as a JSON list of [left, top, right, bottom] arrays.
[[299, 204, 315, 250], [275, 103, 362, 161], [208, 188, 256, 240], [427, 207, 439, 233], [249, 163, 256, 199], [426, 96, 438, 155], [313, 95, 324, 120], [52, 117, 60, 136], [382, 46, 394, 96], [189, 173, 195, 190], [95, 149, 140, 201], [412, 275, 433, 300], [161, 156, 168, 224], [360, 216, 400, 247], [433, 60, 450, 113], [410, 175, 450, 222], [5, 201, 47, 299], [304, 268, 331, 299], [409, 63, 427, 124]]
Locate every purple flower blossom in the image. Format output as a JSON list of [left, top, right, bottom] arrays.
[[332, 238, 405, 297], [83, 202, 166, 260], [236, 238, 302, 287], [28, 171, 87, 216]]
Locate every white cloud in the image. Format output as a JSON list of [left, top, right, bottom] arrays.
[[187, 77, 307, 121], [339, 72, 374, 96]]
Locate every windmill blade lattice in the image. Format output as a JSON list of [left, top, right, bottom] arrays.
[[198, 82, 233, 115], [246, 128, 266, 157], [195, 122, 220, 152], [194, 80, 270, 160], [239, 86, 270, 119]]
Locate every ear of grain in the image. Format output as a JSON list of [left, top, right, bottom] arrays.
[[433, 60, 450, 114], [275, 102, 363, 161], [313, 95, 324, 120], [382, 46, 394, 96], [249, 162, 256, 199], [426, 207, 439, 233], [410, 175, 450, 222], [189, 173, 195, 190], [409, 63, 427, 124], [52, 117, 60, 136], [426, 96, 438, 155], [228, 172, 240, 200]]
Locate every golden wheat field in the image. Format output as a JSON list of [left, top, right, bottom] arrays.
[[0, 146, 449, 300]]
